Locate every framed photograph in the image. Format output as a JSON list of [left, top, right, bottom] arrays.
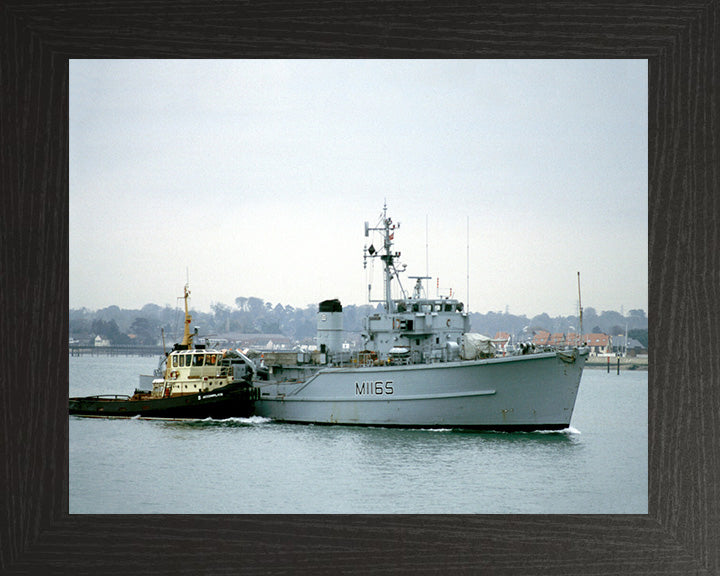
[[2, 2, 715, 574]]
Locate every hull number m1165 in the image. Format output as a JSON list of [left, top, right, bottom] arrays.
[[355, 381, 394, 395]]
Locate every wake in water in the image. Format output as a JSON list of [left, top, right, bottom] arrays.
[[126, 414, 273, 427], [179, 415, 273, 427], [446, 425, 581, 435], [537, 426, 581, 435], [223, 415, 272, 425]]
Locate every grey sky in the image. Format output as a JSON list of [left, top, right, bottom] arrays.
[[70, 59, 647, 318]]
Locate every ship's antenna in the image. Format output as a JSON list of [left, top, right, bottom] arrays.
[[466, 215, 470, 312], [425, 214, 429, 280], [577, 271, 583, 344]]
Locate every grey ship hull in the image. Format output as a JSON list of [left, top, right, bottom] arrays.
[[254, 348, 588, 430]]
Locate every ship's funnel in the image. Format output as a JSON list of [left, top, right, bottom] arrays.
[[317, 299, 343, 355]]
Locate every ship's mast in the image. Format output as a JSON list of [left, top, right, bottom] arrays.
[[577, 272, 583, 343], [381, 204, 393, 312], [180, 284, 193, 347], [364, 202, 405, 313]]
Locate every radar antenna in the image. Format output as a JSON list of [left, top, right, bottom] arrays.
[[408, 276, 431, 299]]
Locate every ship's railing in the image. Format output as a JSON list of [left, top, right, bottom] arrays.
[[352, 351, 377, 367], [217, 366, 233, 378], [498, 343, 585, 357], [79, 395, 132, 400], [343, 351, 413, 367]]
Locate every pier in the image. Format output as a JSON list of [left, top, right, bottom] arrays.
[[69, 345, 164, 357]]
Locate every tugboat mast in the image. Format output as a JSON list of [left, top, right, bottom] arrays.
[[180, 284, 193, 348]]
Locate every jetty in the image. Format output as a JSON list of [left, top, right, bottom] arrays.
[[69, 345, 164, 357]]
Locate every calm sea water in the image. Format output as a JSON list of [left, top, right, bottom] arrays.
[[69, 355, 647, 514]]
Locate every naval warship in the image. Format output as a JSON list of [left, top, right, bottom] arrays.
[[252, 205, 588, 430]]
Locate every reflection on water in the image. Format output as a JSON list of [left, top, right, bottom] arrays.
[[160, 417, 580, 444]]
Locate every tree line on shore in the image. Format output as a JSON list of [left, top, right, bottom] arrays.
[[70, 297, 648, 348]]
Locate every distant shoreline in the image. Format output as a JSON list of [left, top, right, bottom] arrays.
[[69, 344, 650, 372]]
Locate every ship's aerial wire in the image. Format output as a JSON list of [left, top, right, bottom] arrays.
[[425, 214, 429, 280], [466, 215, 470, 313]]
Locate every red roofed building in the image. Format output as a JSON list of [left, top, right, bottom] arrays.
[[585, 333, 611, 355], [565, 333, 583, 347], [532, 331, 551, 347], [548, 333, 566, 347]]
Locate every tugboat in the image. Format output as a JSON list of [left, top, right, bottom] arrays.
[[252, 204, 589, 430], [69, 285, 259, 419]]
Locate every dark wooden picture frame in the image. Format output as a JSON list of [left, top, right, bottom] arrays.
[[1, 2, 717, 574]]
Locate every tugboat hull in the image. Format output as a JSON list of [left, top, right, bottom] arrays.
[[69, 381, 257, 419]]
